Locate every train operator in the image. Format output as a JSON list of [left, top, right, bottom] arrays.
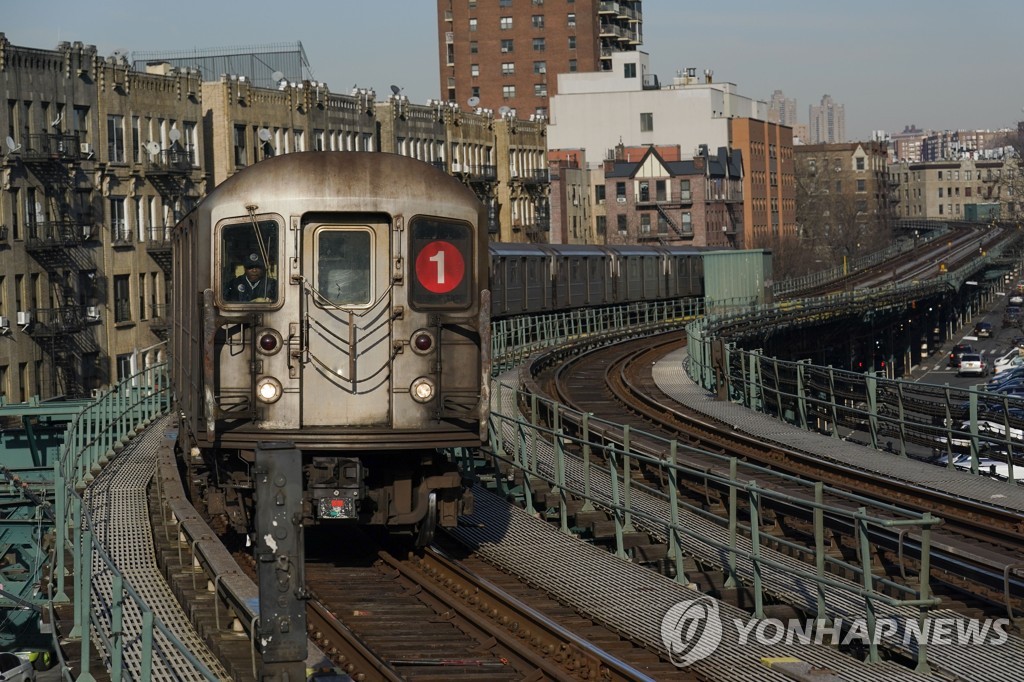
[[226, 252, 278, 302]]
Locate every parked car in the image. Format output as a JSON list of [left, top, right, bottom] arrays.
[[0, 652, 35, 682], [974, 321, 994, 338], [1004, 307, 1022, 327], [957, 353, 988, 377], [948, 343, 977, 367], [993, 348, 1024, 373]]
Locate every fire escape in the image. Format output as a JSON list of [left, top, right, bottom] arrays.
[[19, 132, 102, 397], [143, 136, 194, 341], [635, 180, 692, 243], [455, 163, 500, 235], [515, 169, 550, 242]]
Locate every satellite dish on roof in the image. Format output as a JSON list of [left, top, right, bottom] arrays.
[[5, 136, 21, 153], [498, 106, 511, 116], [146, 141, 161, 156], [467, 96, 480, 107], [271, 70, 284, 82], [390, 84, 401, 95], [169, 128, 181, 143], [258, 128, 272, 142]]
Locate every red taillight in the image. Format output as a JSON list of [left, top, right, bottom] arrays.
[[260, 333, 278, 352], [414, 333, 433, 352]]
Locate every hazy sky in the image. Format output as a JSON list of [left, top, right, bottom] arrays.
[[6, 0, 1022, 140]]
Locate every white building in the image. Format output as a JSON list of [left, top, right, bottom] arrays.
[[547, 51, 768, 167]]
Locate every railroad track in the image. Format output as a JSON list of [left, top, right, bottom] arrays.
[[525, 331, 1024, 619]]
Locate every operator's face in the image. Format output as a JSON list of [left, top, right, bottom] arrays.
[[246, 265, 264, 283]]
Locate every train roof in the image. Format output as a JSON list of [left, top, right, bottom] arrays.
[[601, 244, 668, 256], [489, 243, 549, 256]]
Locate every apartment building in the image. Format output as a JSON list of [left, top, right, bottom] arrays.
[[890, 157, 1018, 220], [436, 0, 642, 117], [808, 94, 845, 144]]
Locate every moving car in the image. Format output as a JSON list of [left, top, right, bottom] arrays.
[[948, 343, 976, 367], [974, 321, 994, 338], [957, 353, 988, 377]]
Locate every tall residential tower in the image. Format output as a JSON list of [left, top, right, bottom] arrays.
[[437, 0, 643, 117]]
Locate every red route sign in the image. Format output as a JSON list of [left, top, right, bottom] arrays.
[[415, 240, 465, 294]]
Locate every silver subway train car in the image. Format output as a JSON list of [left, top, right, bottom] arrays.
[[170, 152, 489, 541]]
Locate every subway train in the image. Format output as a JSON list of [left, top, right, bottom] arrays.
[[169, 152, 490, 543], [169, 151, 707, 543], [489, 242, 705, 316]]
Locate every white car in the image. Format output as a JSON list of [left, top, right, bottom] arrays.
[[957, 353, 988, 377], [934, 452, 1024, 481], [993, 349, 1024, 373], [0, 652, 35, 682]]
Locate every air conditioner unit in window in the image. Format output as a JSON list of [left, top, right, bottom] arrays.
[[17, 311, 31, 326], [86, 305, 100, 321], [616, 197, 627, 203]]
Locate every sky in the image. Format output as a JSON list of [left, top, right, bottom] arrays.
[[5, 0, 1023, 141]]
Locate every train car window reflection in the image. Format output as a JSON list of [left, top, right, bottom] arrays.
[[316, 229, 371, 306], [221, 219, 279, 303]]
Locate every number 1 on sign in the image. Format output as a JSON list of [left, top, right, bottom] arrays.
[[429, 250, 445, 284]]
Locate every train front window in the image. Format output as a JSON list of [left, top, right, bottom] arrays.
[[221, 219, 279, 304], [316, 230, 372, 306]]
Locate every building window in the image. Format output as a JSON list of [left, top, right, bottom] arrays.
[[469, 18, 477, 31], [233, 125, 246, 166], [856, 179, 866, 192], [501, 39, 513, 53], [472, 86, 480, 97], [534, 84, 547, 97], [656, 180, 666, 201], [680, 180, 691, 201], [534, 61, 546, 74], [471, 64, 480, 77], [500, 0, 511, 6], [569, 59, 577, 72], [110, 198, 129, 243], [500, 16, 513, 30], [624, 63, 637, 78], [106, 114, 125, 163], [596, 215, 606, 235], [568, 36, 576, 49], [533, 38, 546, 51], [615, 181, 626, 199], [114, 275, 131, 323], [640, 213, 651, 233], [116, 353, 133, 382], [502, 62, 515, 76], [856, 157, 865, 170], [532, 15, 544, 28], [470, 41, 478, 54], [681, 212, 693, 234], [502, 85, 516, 98], [617, 214, 627, 234], [640, 112, 653, 132], [567, 12, 576, 27], [595, 185, 606, 203]]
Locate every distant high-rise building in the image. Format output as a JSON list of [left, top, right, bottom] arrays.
[[436, 0, 643, 118], [768, 89, 797, 127], [809, 94, 845, 144]]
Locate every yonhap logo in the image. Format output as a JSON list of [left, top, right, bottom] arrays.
[[660, 596, 724, 667]]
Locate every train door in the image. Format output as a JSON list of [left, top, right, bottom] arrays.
[[300, 218, 393, 426]]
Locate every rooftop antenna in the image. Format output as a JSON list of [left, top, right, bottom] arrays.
[[498, 106, 511, 117], [271, 70, 286, 89], [258, 128, 272, 143], [258, 128, 274, 158], [5, 136, 21, 154], [390, 84, 402, 96], [169, 128, 181, 148], [51, 112, 63, 129], [145, 141, 161, 156], [467, 96, 480, 108]]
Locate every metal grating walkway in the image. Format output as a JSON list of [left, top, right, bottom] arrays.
[[490, 370, 1024, 681], [82, 415, 229, 681]]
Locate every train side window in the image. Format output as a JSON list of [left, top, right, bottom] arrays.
[[316, 230, 372, 306], [220, 219, 279, 304]]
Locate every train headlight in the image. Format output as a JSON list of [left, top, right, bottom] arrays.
[[411, 329, 435, 354], [256, 376, 283, 403], [410, 377, 435, 403], [258, 328, 283, 355]]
